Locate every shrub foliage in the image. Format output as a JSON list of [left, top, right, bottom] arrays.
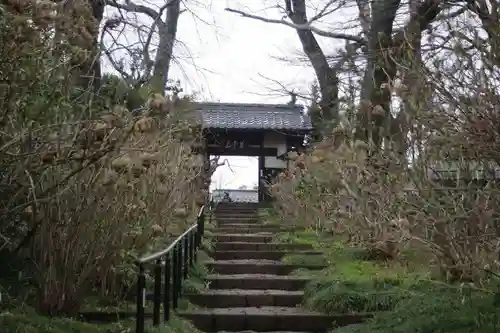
[[1, 0, 204, 317]]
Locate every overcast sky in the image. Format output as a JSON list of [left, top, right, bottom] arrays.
[[105, 0, 352, 189], [172, 1, 352, 189], [172, 1, 313, 190]]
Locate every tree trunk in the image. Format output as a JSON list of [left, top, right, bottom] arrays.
[[286, 0, 339, 138], [150, 0, 180, 94], [356, 0, 441, 151], [86, 0, 105, 92], [394, 0, 424, 162], [356, 0, 400, 148]]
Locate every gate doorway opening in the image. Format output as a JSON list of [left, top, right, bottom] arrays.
[[210, 156, 259, 203]]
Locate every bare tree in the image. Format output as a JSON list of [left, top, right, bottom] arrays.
[[358, 0, 441, 151], [103, 0, 181, 93], [226, 1, 363, 138], [226, 0, 442, 148]]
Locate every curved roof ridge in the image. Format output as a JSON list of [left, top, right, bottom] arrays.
[[194, 101, 303, 111]]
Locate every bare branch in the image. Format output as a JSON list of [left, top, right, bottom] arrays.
[[105, 0, 181, 92], [100, 21, 133, 83], [224, 7, 365, 43], [255, 73, 313, 101], [107, 0, 161, 21], [309, 0, 344, 22]]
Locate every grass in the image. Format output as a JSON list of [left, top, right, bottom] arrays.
[[1, 250, 210, 333], [258, 207, 276, 219], [287, 237, 430, 315], [274, 228, 500, 333], [275, 229, 323, 245], [146, 315, 199, 333], [1, 309, 118, 333], [0, 309, 198, 333], [259, 207, 280, 225], [283, 253, 329, 266], [182, 252, 210, 294], [332, 288, 500, 333]]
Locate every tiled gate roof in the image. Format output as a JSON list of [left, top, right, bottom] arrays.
[[193, 102, 312, 131]]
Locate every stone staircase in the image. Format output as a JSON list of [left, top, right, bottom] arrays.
[[179, 202, 364, 332]]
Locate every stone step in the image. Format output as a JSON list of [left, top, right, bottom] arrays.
[[215, 226, 297, 234], [215, 213, 259, 217], [216, 210, 258, 213], [216, 217, 259, 221], [215, 242, 313, 252], [216, 203, 259, 207], [178, 306, 339, 332], [216, 215, 258, 218], [215, 211, 259, 216], [217, 331, 311, 333], [211, 250, 322, 261], [217, 223, 284, 229], [217, 222, 260, 227], [186, 289, 304, 308], [215, 208, 259, 213], [216, 218, 260, 224], [216, 204, 258, 209], [205, 260, 325, 275], [211, 234, 273, 243], [206, 274, 310, 291], [214, 228, 290, 234]]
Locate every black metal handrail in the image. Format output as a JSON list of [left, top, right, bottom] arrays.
[[135, 205, 206, 333]]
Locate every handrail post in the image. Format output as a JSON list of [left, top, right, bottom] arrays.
[[153, 259, 162, 326], [189, 231, 195, 266], [177, 241, 183, 296], [135, 264, 146, 333], [195, 209, 205, 252], [197, 210, 205, 238], [209, 200, 214, 225], [194, 229, 199, 262], [183, 237, 189, 279], [172, 244, 179, 310], [195, 229, 201, 253], [164, 254, 171, 322]]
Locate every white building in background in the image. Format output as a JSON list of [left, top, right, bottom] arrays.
[[210, 189, 259, 203]]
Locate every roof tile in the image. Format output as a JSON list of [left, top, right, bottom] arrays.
[[194, 102, 312, 131]]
